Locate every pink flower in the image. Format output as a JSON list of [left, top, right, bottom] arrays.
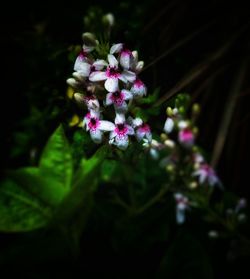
[[105, 89, 133, 113], [130, 79, 147, 97], [110, 43, 134, 69], [83, 111, 114, 144], [193, 164, 219, 186], [89, 54, 136, 92], [74, 59, 107, 78], [178, 128, 195, 147], [129, 117, 152, 142], [109, 114, 134, 150]]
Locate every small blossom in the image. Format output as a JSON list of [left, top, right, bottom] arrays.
[[75, 59, 108, 78], [178, 128, 195, 147], [131, 50, 144, 73], [130, 79, 147, 97], [83, 111, 114, 144], [174, 193, 189, 224], [129, 117, 152, 142], [143, 139, 162, 159], [193, 163, 219, 186], [109, 114, 134, 150], [89, 54, 135, 92], [110, 43, 134, 69], [105, 89, 133, 113], [74, 45, 93, 72]]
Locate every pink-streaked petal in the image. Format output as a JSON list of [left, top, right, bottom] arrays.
[[120, 52, 131, 69], [93, 59, 108, 70], [74, 56, 87, 72], [90, 129, 103, 144], [99, 121, 115, 131], [121, 89, 133, 100], [110, 43, 123, 54], [104, 77, 119, 92], [108, 54, 118, 68], [122, 70, 136, 82], [89, 71, 107, 81], [105, 93, 113, 106]]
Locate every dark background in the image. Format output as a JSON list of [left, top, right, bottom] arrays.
[[0, 0, 250, 277]]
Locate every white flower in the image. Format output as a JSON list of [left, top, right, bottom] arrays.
[[193, 164, 219, 186], [83, 111, 114, 144], [110, 43, 134, 69], [89, 54, 136, 92], [164, 117, 174, 133], [74, 45, 94, 72], [109, 114, 134, 150], [128, 117, 152, 142], [130, 79, 147, 97], [105, 89, 133, 113], [174, 193, 189, 224], [74, 59, 107, 78]]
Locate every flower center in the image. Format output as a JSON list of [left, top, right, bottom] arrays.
[[90, 118, 96, 125], [117, 123, 125, 131], [107, 66, 120, 78]]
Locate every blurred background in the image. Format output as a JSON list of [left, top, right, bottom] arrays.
[[0, 0, 250, 277]]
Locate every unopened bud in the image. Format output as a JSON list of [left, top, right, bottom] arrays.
[[102, 13, 115, 27], [179, 106, 185, 114], [74, 93, 85, 104], [73, 71, 85, 81], [82, 32, 97, 46], [189, 181, 198, 189], [67, 78, 79, 88], [166, 107, 173, 117], [192, 103, 200, 114], [164, 139, 175, 148], [208, 230, 219, 238], [193, 127, 199, 136], [160, 133, 167, 141], [166, 164, 175, 172]]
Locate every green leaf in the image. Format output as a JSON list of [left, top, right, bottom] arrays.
[[39, 125, 73, 193], [52, 146, 109, 228], [0, 179, 51, 232], [9, 167, 67, 206]]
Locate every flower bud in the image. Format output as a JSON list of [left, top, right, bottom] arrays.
[[102, 13, 115, 27], [192, 103, 201, 115], [82, 32, 98, 46], [166, 107, 173, 116], [74, 93, 85, 105], [208, 230, 219, 238]]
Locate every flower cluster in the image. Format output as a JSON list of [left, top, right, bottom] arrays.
[[67, 35, 151, 150], [143, 103, 221, 224]]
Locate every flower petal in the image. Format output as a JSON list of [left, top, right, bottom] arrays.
[[115, 113, 125, 124], [93, 59, 108, 70], [90, 129, 103, 144], [164, 117, 174, 133], [135, 61, 144, 73], [77, 62, 91, 77], [110, 43, 123, 54], [89, 71, 107, 81], [108, 54, 118, 68], [115, 135, 129, 150], [126, 125, 134, 135], [114, 102, 128, 113], [121, 70, 136, 82], [120, 52, 131, 69], [121, 89, 133, 100], [105, 77, 119, 92], [99, 120, 115, 131], [105, 93, 113, 106]]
